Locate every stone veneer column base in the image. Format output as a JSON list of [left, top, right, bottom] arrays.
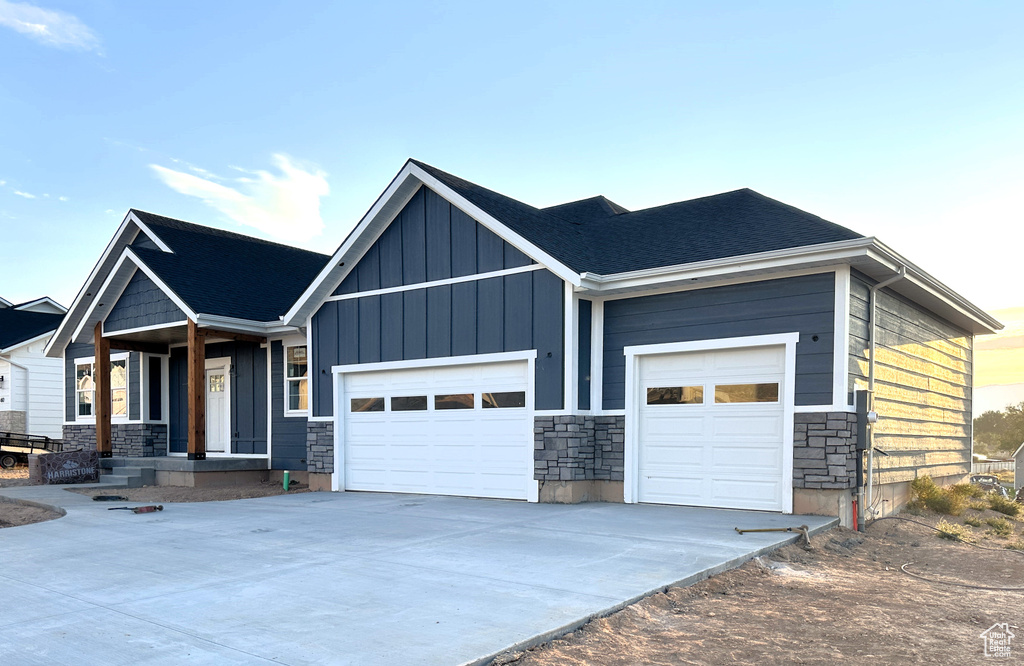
[[538, 480, 624, 503], [306, 422, 334, 474], [533, 415, 624, 503]]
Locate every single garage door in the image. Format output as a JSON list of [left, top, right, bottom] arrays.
[[342, 360, 532, 500], [638, 345, 787, 511]]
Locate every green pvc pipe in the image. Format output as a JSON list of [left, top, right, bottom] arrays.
[[283, 470, 290, 491]]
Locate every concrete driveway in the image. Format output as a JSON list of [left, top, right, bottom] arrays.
[[0, 486, 835, 665]]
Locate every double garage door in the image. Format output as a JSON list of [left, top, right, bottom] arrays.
[[637, 345, 788, 512], [341, 361, 532, 500]]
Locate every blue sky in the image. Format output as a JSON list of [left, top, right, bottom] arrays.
[[1, 0, 1022, 319]]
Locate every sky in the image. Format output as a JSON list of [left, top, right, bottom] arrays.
[[1, 1, 1022, 410]]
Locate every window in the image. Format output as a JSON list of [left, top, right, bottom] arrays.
[[110, 359, 127, 417], [285, 345, 308, 413], [392, 396, 428, 411], [646, 386, 703, 405], [435, 393, 474, 410], [482, 391, 526, 408], [74, 355, 130, 420], [76, 362, 94, 416], [351, 397, 384, 412], [714, 383, 779, 404]]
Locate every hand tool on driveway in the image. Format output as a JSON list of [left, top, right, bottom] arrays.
[[735, 524, 812, 549], [107, 505, 163, 514]]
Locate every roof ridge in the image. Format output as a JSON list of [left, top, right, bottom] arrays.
[[130, 209, 331, 258]]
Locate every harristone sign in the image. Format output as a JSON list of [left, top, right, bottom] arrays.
[[36, 449, 100, 485]]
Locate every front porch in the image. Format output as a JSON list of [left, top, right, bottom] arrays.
[[99, 456, 284, 488]]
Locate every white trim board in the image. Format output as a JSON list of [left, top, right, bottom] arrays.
[[622, 332, 799, 512], [333, 349, 538, 375], [832, 266, 851, 411], [323, 264, 545, 303]]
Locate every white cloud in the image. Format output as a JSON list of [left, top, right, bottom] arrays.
[[13, 190, 35, 198], [0, 0, 101, 52], [58, 195, 68, 201], [151, 154, 329, 242]]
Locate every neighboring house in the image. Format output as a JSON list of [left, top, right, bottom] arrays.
[[1014, 443, 1023, 492], [0, 297, 68, 438], [46, 160, 1000, 526]]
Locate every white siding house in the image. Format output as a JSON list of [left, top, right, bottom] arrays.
[[0, 297, 66, 439]]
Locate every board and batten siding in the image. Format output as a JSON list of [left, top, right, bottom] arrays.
[[602, 272, 836, 410], [168, 341, 267, 454], [311, 186, 565, 416], [104, 270, 186, 333], [64, 342, 142, 422], [270, 340, 306, 470], [849, 272, 972, 484]]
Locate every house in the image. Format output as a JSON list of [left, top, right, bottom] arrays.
[[46, 160, 1000, 525], [0, 297, 67, 438], [1014, 443, 1023, 492]]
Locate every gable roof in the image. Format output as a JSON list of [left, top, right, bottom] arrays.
[[0, 307, 63, 351], [285, 159, 1001, 335], [411, 160, 863, 275], [128, 210, 331, 322]]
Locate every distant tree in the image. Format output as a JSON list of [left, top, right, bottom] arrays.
[[974, 402, 1024, 457]]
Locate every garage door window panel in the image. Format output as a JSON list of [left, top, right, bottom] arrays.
[[392, 396, 428, 411], [714, 383, 779, 404], [435, 393, 474, 410], [482, 391, 526, 408], [646, 386, 704, 405], [351, 397, 385, 412]]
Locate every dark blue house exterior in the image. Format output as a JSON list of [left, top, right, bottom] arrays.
[[47, 160, 1000, 525]]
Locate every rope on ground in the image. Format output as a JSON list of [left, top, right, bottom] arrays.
[[866, 515, 1024, 592], [900, 563, 1024, 592]]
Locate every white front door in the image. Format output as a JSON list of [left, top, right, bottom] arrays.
[[637, 345, 788, 511], [205, 358, 231, 454], [341, 360, 533, 500]]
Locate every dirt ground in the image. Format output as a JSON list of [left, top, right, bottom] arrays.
[[0, 465, 308, 527], [499, 507, 1024, 665]]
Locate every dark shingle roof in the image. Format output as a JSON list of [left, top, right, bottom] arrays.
[[412, 160, 863, 275], [130, 211, 331, 321], [0, 308, 63, 349]]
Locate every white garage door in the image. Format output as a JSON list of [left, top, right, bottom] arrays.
[[342, 360, 532, 500], [638, 345, 787, 511]]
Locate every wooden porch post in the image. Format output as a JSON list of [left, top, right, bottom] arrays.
[[94, 322, 111, 457], [187, 320, 207, 460]]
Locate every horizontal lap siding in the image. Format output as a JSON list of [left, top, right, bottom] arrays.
[[313, 185, 562, 416], [849, 273, 973, 483], [270, 341, 306, 470], [104, 270, 186, 332], [602, 273, 836, 410]]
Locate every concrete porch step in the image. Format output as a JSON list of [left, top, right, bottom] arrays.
[[117, 466, 156, 486], [98, 474, 135, 488]]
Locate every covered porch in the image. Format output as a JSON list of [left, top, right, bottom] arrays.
[[90, 319, 269, 463]]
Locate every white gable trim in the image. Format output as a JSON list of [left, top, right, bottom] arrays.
[[70, 249, 198, 345], [283, 161, 579, 326], [0, 296, 12, 308], [45, 211, 173, 356], [13, 297, 67, 314]]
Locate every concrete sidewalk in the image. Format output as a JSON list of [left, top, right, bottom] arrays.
[[0, 486, 836, 665]]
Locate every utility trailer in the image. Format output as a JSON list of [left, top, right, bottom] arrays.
[[0, 431, 63, 468]]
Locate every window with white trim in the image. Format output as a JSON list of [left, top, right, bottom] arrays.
[[75, 354, 130, 421], [285, 345, 308, 413]]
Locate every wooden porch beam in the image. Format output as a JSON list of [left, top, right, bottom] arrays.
[[94, 322, 111, 458], [187, 319, 206, 460], [107, 339, 170, 355], [199, 328, 267, 345]]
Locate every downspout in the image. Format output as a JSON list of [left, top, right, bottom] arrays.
[[865, 265, 907, 521]]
